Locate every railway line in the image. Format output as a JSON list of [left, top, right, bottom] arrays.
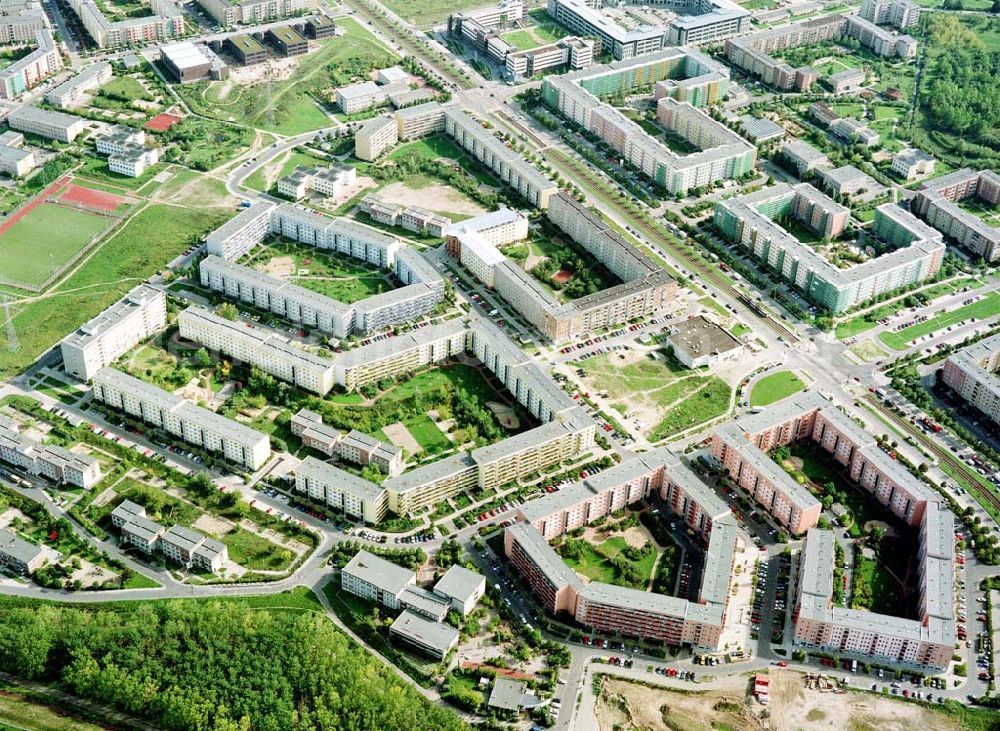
[[541, 145, 801, 344], [867, 396, 1000, 518]]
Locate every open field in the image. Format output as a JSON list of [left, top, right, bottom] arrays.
[[0, 687, 109, 731], [380, 0, 486, 26], [879, 292, 1000, 350], [0, 204, 112, 290], [240, 240, 396, 304], [750, 371, 805, 407], [576, 350, 731, 441], [0, 204, 228, 379], [175, 20, 395, 136]]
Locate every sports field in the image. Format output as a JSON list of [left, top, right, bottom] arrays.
[[0, 203, 111, 290], [879, 292, 1000, 350]]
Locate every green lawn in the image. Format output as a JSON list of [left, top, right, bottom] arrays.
[[221, 527, 293, 572], [403, 413, 450, 452], [0, 687, 109, 731], [750, 371, 806, 407], [100, 74, 153, 101], [380, 0, 487, 26], [239, 240, 396, 304], [879, 292, 1000, 350], [648, 378, 731, 441], [0, 204, 228, 379], [175, 20, 394, 136], [87, 477, 203, 528], [75, 154, 163, 191], [0, 204, 110, 289], [561, 535, 657, 588], [244, 149, 328, 192]]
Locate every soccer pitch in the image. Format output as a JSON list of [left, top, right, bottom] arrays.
[[0, 203, 111, 290]]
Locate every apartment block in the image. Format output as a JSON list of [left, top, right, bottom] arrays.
[[332, 319, 469, 390], [45, 61, 113, 108], [177, 305, 336, 395], [782, 139, 829, 176], [337, 80, 383, 114], [277, 164, 356, 200], [942, 333, 1000, 427], [0, 140, 33, 177], [360, 194, 451, 236], [197, 0, 304, 26], [394, 101, 445, 140], [860, 0, 920, 28], [354, 115, 398, 161], [205, 201, 276, 260], [713, 392, 939, 533], [443, 106, 557, 209], [91, 368, 271, 470], [111, 500, 228, 572], [0, 1, 45, 46], [891, 148, 935, 181], [505, 36, 595, 79], [844, 15, 918, 59], [793, 519, 952, 669], [61, 284, 167, 381], [0, 421, 102, 488], [295, 456, 389, 523], [341, 549, 416, 609], [913, 168, 1000, 262], [541, 49, 753, 196], [0, 29, 60, 99], [714, 184, 943, 313], [66, 0, 184, 48]]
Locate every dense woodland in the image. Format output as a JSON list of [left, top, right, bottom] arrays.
[[0, 599, 467, 731], [925, 48, 1000, 142]]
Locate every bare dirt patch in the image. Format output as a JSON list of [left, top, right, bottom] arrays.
[[486, 401, 520, 429], [0, 508, 30, 530], [193, 513, 234, 537], [595, 676, 757, 731], [377, 181, 487, 216], [768, 669, 962, 731], [382, 422, 422, 455], [258, 255, 296, 278], [69, 559, 117, 588]]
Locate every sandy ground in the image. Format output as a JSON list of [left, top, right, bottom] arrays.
[[595, 675, 759, 731], [486, 401, 520, 429], [377, 181, 487, 216], [768, 669, 963, 731], [258, 255, 296, 278], [69, 559, 117, 588], [193, 513, 233, 537], [382, 422, 422, 455], [0, 508, 30, 530]]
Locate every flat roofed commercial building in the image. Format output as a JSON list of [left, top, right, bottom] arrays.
[[7, 105, 85, 142], [389, 609, 459, 659], [225, 33, 267, 65], [91, 368, 271, 470], [266, 25, 306, 56], [433, 564, 486, 615], [0, 143, 33, 176], [160, 41, 227, 83], [668, 315, 744, 368], [336, 80, 382, 114], [178, 305, 335, 395], [60, 284, 167, 382], [341, 549, 416, 608]]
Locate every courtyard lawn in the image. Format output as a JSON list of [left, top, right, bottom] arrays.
[[879, 292, 1000, 350], [785, 444, 882, 536], [240, 240, 396, 304], [0, 204, 227, 379], [403, 413, 450, 453], [560, 535, 658, 588], [221, 527, 293, 572], [387, 135, 467, 163], [88, 477, 203, 528], [750, 371, 806, 407], [0, 204, 111, 290], [100, 74, 154, 102]]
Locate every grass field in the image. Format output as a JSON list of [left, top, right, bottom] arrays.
[[100, 74, 153, 101], [750, 371, 805, 407], [221, 527, 292, 572], [176, 20, 394, 136], [0, 204, 228, 379], [577, 352, 731, 441], [561, 534, 658, 587], [380, 0, 486, 26], [0, 204, 110, 289], [0, 688, 108, 731], [244, 149, 328, 192], [501, 19, 565, 51], [240, 240, 396, 304], [88, 477, 203, 528], [403, 413, 450, 452], [879, 292, 1000, 350]]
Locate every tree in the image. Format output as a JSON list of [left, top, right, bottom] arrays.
[[193, 348, 213, 368], [218, 302, 239, 321]]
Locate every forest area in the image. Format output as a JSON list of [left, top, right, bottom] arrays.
[[0, 597, 467, 731]]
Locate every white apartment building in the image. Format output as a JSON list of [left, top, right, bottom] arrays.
[[0, 29, 61, 100], [336, 80, 383, 114], [205, 201, 276, 260], [96, 126, 145, 156], [395, 101, 445, 140], [892, 148, 935, 181], [109, 145, 159, 177], [295, 456, 389, 523], [177, 305, 336, 395], [196, 0, 304, 26], [91, 368, 271, 470], [355, 115, 398, 161], [277, 164, 356, 200], [341, 549, 416, 609], [0, 421, 102, 488], [44, 61, 113, 109], [0, 143, 34, 177], [61, 284, 167, 381]]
